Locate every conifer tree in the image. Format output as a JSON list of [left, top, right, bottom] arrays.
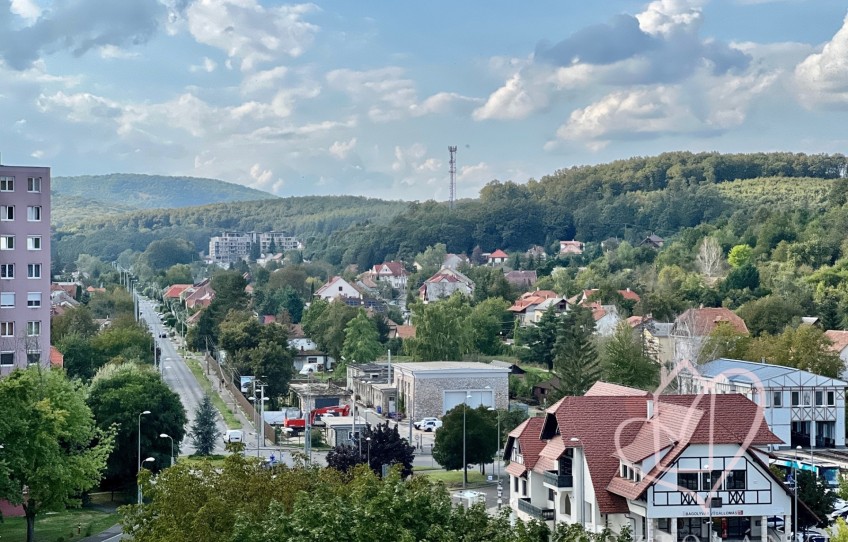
[[552, 305, 601, 398], [191, 394, 221, 456]]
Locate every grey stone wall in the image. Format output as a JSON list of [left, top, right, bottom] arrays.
[[411, 375, 509, 419]]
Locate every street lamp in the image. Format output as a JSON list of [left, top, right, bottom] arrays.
[[366, 437, 371, 466], [159, 434, 174, 467], [704, 463, 713, 542], [795, 445, 801, 541], [137, 410, 151, 505], [487, 407, 501, 484], [462, 392, 472, 489]]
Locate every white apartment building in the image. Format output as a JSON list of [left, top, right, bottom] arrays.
[[208, 231, 302, 266], [679, 358, 847, 450], [505, 382, 794, 542]]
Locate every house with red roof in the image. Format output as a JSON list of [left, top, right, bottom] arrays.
[[504, 382, 794, 540], [825, 330, 848, 366], [163, 284, 192, 300], [487, 249, 509, 266], [559, 240, 584, 255], [364, 261, 409, 290], [508, 290, 565, 327], [314, 276, 363, 301], [672, 307, 749, 362]]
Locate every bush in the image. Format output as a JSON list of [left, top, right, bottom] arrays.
[[309, 428, 325, 448]]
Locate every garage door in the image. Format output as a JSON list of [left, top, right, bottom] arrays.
[[315, 397, 340, 409], [443, 390, 493, 414]]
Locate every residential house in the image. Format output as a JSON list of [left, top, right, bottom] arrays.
[[487, 249, 509, 266], [392, 361, 509, 420], [442, 253, 469, 270], [419, 267, 474, 303], [530, 296, 569, 324], [525, 245, 548, 260], [589, 303, 620, 337], [640, 234, 665, 249], [532, 376, 560, 407], [559, 240, 584, 255], [643, 321, 675, 365], [679, 358, 847, 450], [387, 322, 416, 340], [508, 290, 562, 327], [0, 163, 51, 375], [568, 288, 640, 306], [293, 347, 335, 372], [490, 360, 526, 376], [671, 307, 749, 363], [163, 283, 192, 300], [314, 276, 363, 301], [505, 270, 538, 289], [825, 330, 848, 376], [182, 279, 215, 309], [365, 261, 408, 290], [505, 382, 793, 541]]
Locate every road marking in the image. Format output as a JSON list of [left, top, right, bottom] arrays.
[[103, 533, 123, 542]]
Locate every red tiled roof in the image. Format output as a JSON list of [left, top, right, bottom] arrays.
[[49, 346, 64, 368], [504, 417, 546, 475], [626, 315, 652, 328], [164, 284, 192, 298], [489, 249, 508, 259], [618, 289, 641, 302], [675, 307, 749, 336], [825, 330, 848, 353], [585, 381, 649, 397], [394, 325, 416, 339]]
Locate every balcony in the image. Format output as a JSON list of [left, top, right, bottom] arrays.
[[517, 498, 555, 520], [543, 471, 573, 488]]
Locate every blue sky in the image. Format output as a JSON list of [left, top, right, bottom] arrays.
[[1, 0, 847, 201]]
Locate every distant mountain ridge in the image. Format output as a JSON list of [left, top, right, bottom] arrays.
[[53, 173, 276, 210]]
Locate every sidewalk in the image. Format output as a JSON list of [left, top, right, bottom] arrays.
[[79, 523, 122, 542]]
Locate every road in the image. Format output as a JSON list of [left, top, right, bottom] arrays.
[[138, 297, 228, 455]]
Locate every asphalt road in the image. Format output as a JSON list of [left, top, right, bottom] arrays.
[[138, 297, 228, 456]]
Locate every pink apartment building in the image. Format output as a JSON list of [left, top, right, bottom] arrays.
[[0, 163, 51, 376]]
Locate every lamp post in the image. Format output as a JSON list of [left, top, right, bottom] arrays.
[[462, 392, 472, 489], [159, 434, 174, 467], [366, 437, 371, 466], [487, 407, 501, 484], [250, 382, 268, 458], [139, 457, 155, 504], [704, 463, 713, 542], [137, 410, 151, 505], [795, 445, 801, 541]]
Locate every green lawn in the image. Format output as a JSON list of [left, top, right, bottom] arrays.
[[0, 508, 118, 542], [417, 469, 489, 487], [183, 357, 241, 429]]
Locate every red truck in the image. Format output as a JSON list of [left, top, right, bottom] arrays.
[[283, 405, 351, 434]]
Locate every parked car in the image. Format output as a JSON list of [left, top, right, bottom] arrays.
[[414, 418, 442, 432], [224, 429, 243, 443]]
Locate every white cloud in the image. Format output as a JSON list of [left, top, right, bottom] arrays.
[[189, 57, 218, 73], [185, 0, 319, 71], [99, 45, 140, 60], [240, 66, 287, 94], [411, 92, 481, 117], [636, 0, 704, 37], [10, 0, 41, 22], [794, 13, 848, 108], [329, 137, 357, 159], [473, 73, 549, 120]]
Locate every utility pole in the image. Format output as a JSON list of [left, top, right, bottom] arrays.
[[448, 146, 457, 210]]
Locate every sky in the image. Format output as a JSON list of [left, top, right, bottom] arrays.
[[1, 0, 847, 202]]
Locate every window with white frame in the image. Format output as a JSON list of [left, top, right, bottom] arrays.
[[26, 350, 40, 365], [27, 206, 41, 221], [772, 391, 782, 407], [27, 236, 41, 250], [27, 264, 40, 279], [828, 391, 836, 406], [0, 205, 13, 221], [0, 292, 14, 308], [27, 321, 40, 336], [0, 236, 14, 250], [0, 321, 13, 336], [816, 391, 824, 406], [791, 391, 800, 406], [0, 351, 14, 366], [0, 177, 13, 192], [26, 292, 41, 308], [0, 264, 13, 279], [27, 177, 41, 192]]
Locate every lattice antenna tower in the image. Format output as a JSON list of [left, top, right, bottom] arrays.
[[448, 146, 457, 209]]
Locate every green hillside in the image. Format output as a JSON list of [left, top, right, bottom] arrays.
[[52, 173, 276, 212], [714, 176, 833, 208]]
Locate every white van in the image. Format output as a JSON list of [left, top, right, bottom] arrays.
[[224, 429, 243, 443]]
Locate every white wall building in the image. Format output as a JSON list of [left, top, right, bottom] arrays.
[[505, 382, 794, 542], [314, 276, 362, 301], [679, 358, 847, 450]]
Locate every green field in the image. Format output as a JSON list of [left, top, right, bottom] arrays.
[[0, 508, 118, 542], [417, 469, 490, 487]]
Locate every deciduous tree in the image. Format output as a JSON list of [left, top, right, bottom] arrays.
[[341, 310, 383, 366], [601, 322, 659, 390], [406, 294, 471, 361], [433, 405, 497, 484]]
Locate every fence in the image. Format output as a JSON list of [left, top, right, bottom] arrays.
[[205, 353, 276, 446]]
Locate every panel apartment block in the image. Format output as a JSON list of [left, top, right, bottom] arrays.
[[0, 164, 51, 376]]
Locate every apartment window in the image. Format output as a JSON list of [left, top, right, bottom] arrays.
[[563, 495, 571, 515], [1, 205, 14, 221], [548, 488, 555, 502], [26, 321, 40, 336], [772, 392, 782, 407], [0, 292, 14, 308], [678, 472, 699, 491], [0, 352, 14, 366], [26, 292, 41, 308], [803, 391, 812, 406], [521, 479, 527, 496], [27, 177, 41, 192], [27, 236, 41, 250], [0, 322, 13, 336], [657, 519, 671, 533], [513, 476, 519, 492], [0, 236, 14, 250], [816, 391, 824, 406], [0, 177, 13, 192], [27, 264, 40, 279], [725, 470, 746, 490], [1, 264, 13, 279], [27, 206, 41, 222], [791, 391, 800, 406], [26, 350, 40, 365], [828, 391, 836, 406]]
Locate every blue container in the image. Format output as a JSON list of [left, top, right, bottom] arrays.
[[377, 406, 382, 414]]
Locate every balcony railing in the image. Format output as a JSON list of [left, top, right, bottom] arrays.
[[518, 498, 555, 520], [543, 471, 573, 488]]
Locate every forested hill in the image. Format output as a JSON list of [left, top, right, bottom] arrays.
[[52, 174, 276, 226], [53, 195, 410, 269]]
